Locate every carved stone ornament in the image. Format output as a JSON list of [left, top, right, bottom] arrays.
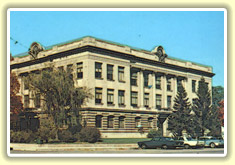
[[151, 46, 168, 62], [28, 42, 44, 59]]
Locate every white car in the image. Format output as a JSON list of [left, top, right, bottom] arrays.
[[176, 136, 205, 149]]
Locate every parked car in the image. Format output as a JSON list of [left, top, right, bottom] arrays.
[[198, 136, 224, 148], [174, 136, 205, 149], [138, 137, 184, 149]]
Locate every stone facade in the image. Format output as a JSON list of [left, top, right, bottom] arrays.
[[10, 36, 214, 138]]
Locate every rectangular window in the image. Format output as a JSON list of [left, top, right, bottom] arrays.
[[148, 118, 153, 128], [58, 66, 64, 71], [156, 75, 161, 89], [76, 62, 83, 79], [144, 73, 149, 87], [144, 93, 149, 108], [108, 116, 114, 128], [118, 90, 125, 105], [156, 94, 162, 110], [95, 88, 102, 104], [192, 80, 196, 92], [118, 66, 125, 81], [167, 77, 171, 91], [131, 72, 138, 86], [119, 117, 125, 128], [107, 89, 114, 105], [167, 96, 172, 109], [95, 62, 102, 79], [24, 95, 29, 108], [177, 79, 182, 91], [131, 91, 138, 107], [23, 75, 29, 90], [35, 93, 40, 108], [107, 64, 114, 80], [67, 64, 73, 79]]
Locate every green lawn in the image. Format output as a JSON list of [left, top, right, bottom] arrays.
[[100, 138, 151, 144]]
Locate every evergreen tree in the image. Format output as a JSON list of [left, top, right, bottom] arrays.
[[192, 77, 221, 136], [168, 83, 193, 137]]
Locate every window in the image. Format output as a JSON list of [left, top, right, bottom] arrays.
[[135, 117, 141, 127], [95, 88, 102, 104], [156, 94, 162, 110], [118, 90, 125, 105], [167, 96, 172, 109], [23, 75, 29, 90], [177, 79, 182, 91], [107, 116, 114, 128], [107, 64, 114, 80], [107, 89, 114, 105], [131, 92, 138, 107], [144, 73, 149, 87], [167, 77, 171, 91], [131, 72, 137, 86], [76, 62, 83, 79], [95, 62, 102, 78], [118, 66, 125, 81], [192, 80, 196, 92], [67, 64, 73, 79], [24, 95, 29, 108], [95, 115, 102, 128], [119, 116, 125, 128], [148, 117, 154, 128], [144, 93, 149, 108], [58, 66, 64, 71], [156, 75, 161, 89], [35, 93, 40, 108]]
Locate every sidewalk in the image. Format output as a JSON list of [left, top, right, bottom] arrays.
[[10, 143, 139, 151]]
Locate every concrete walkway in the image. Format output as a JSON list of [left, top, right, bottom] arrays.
[[10, 143, 139, 151]]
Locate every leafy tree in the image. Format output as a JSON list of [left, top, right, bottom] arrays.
[[212, 86, 224, 106], [192, 77, 221, 136], [218, 100, 224, 127], [168, 83, 193, 137], [27, 66, 92, 130]]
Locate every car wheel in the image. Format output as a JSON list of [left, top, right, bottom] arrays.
[[210, 143, 216, 148], [141, 144, 147, 149], [162, 145, 168, 149], [184, 144, 190, 149]]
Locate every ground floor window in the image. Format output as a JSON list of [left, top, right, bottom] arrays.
[[135, 117, 141, 127], [107, 116, 114, 128], [118, 116, 125, 128], [95, 115, 103, 128]]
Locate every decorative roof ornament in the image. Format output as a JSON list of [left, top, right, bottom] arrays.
[[28, 42, 45, 59], [152, 46, 168, 62]]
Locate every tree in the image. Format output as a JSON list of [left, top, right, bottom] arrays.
[[28, 66, 92, 129], [212, 86, 224, 106], [167, 83, 193, 137], [218, 100, 224, 127], [192, 77, 221, 136]]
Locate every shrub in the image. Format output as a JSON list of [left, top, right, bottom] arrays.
[[10, 130, 36, 143], [68, 124, 82, 135], [58, 129, 78, 142], [147, 128, 162, 138], [78, 127, 101, 143]]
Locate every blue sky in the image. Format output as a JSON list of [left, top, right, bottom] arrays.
[[10, 10, 225, 87]]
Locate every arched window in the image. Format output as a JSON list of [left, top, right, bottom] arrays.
[[135, 117, 141, 127], [95, 115, 103, 128], [119, 116, 125, 128], [107, 116, 114, 128]]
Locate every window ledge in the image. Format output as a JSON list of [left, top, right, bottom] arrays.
[[119, 80, 126, 83], [95, 103, 104, 105], [107, 103, 115, 106], [119, 104, 126, 107], [107, 79, 115, 81], [95, 78, 103, 80]]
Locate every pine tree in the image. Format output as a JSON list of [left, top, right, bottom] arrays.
[[168, 83, 193, 137], [192, 77, 220, 136]]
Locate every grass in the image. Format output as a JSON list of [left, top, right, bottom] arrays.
[[100, 138, 151, 144]]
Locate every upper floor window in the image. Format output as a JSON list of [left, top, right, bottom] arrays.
[[144, 93, 150, 108], [35, 93, 40, 108], [167, 95, 172, 109], [156, 94, 162, 110], [192, 80, 196, 92], [167, 77, 171, 91], [24, 95, 29, 108], [76, 62, 83, 79], [95, 62, 102, 79], [177, 79, 183, 91], [144, 73, 149, 87], [131, 91, 138, 107], [107, 64, 114, 80], [67, 64, 73, 79], [107, 89, 114, 105], [131, 72, 138, 86], [58, 66, 64, 72], [118, 90, 125, 105], [156, 75, 161, 89], [95, 88, 102, 104], [118, 66, 125, 82]]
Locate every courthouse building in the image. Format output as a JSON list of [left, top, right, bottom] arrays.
[[10, 36, 214, 138]]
